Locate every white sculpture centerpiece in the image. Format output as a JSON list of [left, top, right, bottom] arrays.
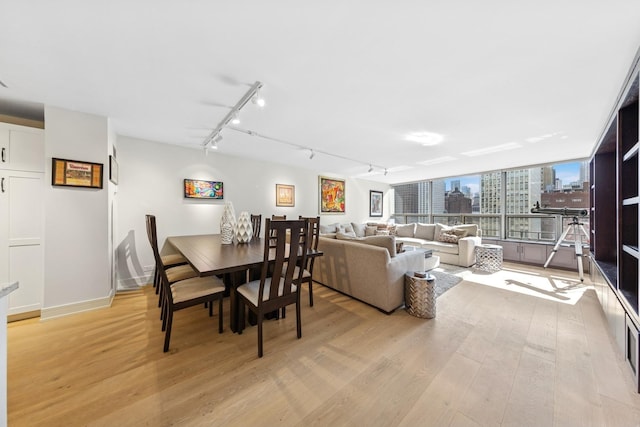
[[235, 211, 253, 243], [220, 201, 237, 244]]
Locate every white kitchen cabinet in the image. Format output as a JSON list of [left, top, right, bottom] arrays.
[[0, 123, 44, 172]]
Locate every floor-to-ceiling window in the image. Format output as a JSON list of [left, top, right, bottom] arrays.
[[392, 160, 589, 244]]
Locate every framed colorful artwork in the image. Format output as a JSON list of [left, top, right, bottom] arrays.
[[370, 190, 383, 217], [319, 176, 345, 214], [276, 184, 295, 207], [184, 179, 224, 199], [51, 158, 103, 189]]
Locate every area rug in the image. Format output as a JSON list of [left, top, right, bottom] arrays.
[[429, 263, 471, 298]]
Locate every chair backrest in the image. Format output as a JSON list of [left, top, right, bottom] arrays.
[[145, 214, 159, 255], [299, 216, 320, 251], [250, 214, 262, 239], [258, 219, 308, 307], [146, 215, 176, 304], [299, 216, 320, 270], [269, 215, 286, 240], [145, 214, 154, 246]]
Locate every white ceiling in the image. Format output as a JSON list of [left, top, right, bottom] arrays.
[[1, 1, 640, 184]]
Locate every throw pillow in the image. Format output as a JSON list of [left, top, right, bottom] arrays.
[[451, 228, 468, 238], [395, 223, 416, 238], [375, 229, 390, 235], [339, 223, 355, 233], [387, 224, 397, 236], [438, 232, 460, 243], [351, 222, 366, 238], [434, 223, 451, 241], [336, 231, 357, 240], [415, 223, 435, 240], [452, 224, 478, 237], [365, 225, 377, 236]]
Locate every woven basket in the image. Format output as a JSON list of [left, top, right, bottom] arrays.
[[405, 274, 436, 319]]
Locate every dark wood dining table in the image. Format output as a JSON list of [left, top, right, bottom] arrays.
[[166, 234, 322, 332]]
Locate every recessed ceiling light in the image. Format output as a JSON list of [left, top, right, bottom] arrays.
[[405, 131, 444, 146], [417, 156, 457, 166], [461, 142, 521, 157]]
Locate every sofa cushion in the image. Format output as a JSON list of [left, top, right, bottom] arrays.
[[415, 223, 435, 240], [365, 225, 377, 236], [395, 223, 416, 238], [362, 235, 397, 257], [375, 229, 390, 236], [351, 222, 366, 237], [320, 223, 338, 234], [422, 240, 460, 255]]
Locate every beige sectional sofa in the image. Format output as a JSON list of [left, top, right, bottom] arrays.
[[392, 222, 482, 267], [314, 235, 424, 313]]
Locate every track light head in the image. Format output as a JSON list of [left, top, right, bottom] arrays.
[[251, 88, 265, 107], [384, 168, 388, 176], [231, 112, 240, 125], [368, 164, 373, 173], [309, 149, 315, 160]]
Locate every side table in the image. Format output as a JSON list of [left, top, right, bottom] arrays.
[[405, 273, 436, 319], [475, 244, 503, 273]]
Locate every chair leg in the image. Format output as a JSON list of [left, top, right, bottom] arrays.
[[163, 309, 173, 352], [257, 315, 264, 358], [161, 302, 168, 331], [308, 279, 314, 307], [218, 298, 223, 333], [296, 302, 302, 339]]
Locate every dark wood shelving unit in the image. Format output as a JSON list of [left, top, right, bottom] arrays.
[[591, 58, 640, 392]]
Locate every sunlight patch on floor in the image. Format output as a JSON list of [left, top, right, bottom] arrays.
[[442, 263, 590, 305]]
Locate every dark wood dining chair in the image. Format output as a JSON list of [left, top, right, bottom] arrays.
[[297, 216, 320, 306], [250, 214, 262, 239], [148, 216, 226, 352], [236, 218, 309, 357], [145, 214, 189, 292], [146, 215, 199, 313]]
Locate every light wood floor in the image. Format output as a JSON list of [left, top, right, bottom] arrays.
[[7, 263, 640, 426]]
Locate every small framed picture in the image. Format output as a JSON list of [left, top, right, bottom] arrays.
[[109, 155, 118, 185], [276, 184, 295, 207], [370, 190, 383, 217], [52, 158, 103, 189]]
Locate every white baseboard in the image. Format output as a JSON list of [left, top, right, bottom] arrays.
[[40, 292, 115, 321], [117, 274, 152, 291]]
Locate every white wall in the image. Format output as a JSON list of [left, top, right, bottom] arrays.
[[116, 136, 391, 289], [43, 107, 111, 317]]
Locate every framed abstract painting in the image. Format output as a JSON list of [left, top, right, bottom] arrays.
[[319, 176, 345, 214]]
